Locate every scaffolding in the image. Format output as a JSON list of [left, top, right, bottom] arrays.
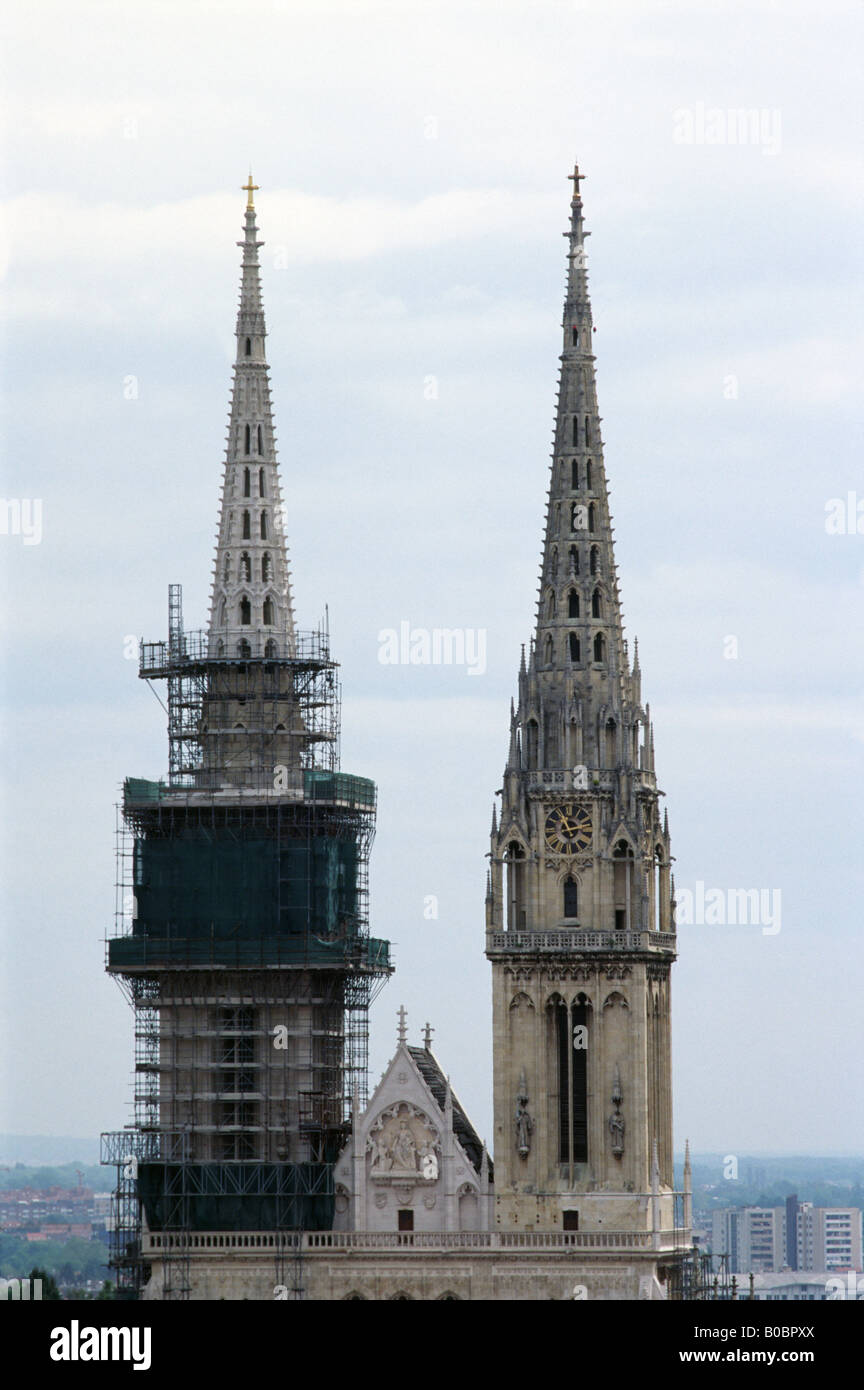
[[667, 1244, 736, 1301], [103, 585, 392, 1297]]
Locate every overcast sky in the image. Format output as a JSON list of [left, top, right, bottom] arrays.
[[1, 0, 862, 1163]]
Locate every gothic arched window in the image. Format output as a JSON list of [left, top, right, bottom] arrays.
[[593, 632, 605, 663], [261, 552, 272, 582], [569, 633, 581, 662], [526, 720, 539, 767], [568, 590, 580, 618], [259, 468, 266, 497], [243, 467, 251, 498], [223, 554, 231, 582], [242, 510, 251, 539], [265, 639, 278, 658], [563, 877, 578, 918], [244, 425, 251, 454], [588, 502, 596, 533], [605, 718, 616, 767], [586, 459, 592, 488], [569, 546, 580, 575], [506, 841, 526, 931], [544, 635, 554, 665], [592, 588, 602, 618], [572, 417, 579, 447], [263, 597, 274, 625], [244, 337, 251, 357], [239, 597, 251, 626], [546, 590, 556, 620], [260, 511, 268, 539], [584, 415, 590, 446], [257, 424, 264, 455], [553, 994, 588, 1164], [590, 545, 599, 575], [571, 459, 579, 490], [572, 327, 579, 347], [237, 639, 251, 657]]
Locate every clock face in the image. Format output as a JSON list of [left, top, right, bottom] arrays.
[[544, 804, 592, 855]]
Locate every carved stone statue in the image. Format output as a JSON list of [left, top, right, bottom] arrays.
[[419, 1141, 439, 1181], [391, 1117, 417, 1171], [515, 1069, 534, 1158], [368, 1132, 391, 1172], [608, 1108, 625, 1156]]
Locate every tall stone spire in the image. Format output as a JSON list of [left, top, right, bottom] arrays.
[[527, 162, 635, 777], [486, 166, 678, 1245], [208, 176, 295, 659]]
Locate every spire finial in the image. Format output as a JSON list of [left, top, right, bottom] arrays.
[[397, 1004, 408, 1044], [568, 163, 586, 200], [423, 1021, 434, 1050], [243, 172, 259, 208]]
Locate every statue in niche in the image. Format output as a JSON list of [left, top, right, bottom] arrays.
[[609, 1065, 624, 1155], [391, 1117, 418, 1171], [515, 1069, 534, 1158], [608, 1108, 625, 1156]]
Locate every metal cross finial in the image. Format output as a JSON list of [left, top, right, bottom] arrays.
[[243, 173, 259, 208], [568, 165, 586, 197], [397, 1004, 408, 1044], [423, 1021, 434, 1050]]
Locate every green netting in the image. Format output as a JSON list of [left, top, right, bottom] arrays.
[[138, 1162, 334, 1232], [108, 934, 390, 970], [132, 831, 359, 940], [124, 777, 167, 804], [304, 770, 376, 808]]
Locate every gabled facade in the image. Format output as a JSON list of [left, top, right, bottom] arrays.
[[333, 1014, 492, 1234]]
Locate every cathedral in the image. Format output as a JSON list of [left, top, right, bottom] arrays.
[[102, 165, 691, 1301]]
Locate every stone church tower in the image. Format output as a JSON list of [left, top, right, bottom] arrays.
[[486, 167, 679, 1241], [104, 167, 690, 1300]]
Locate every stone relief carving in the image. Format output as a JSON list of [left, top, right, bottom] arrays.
[[504, 966, 535, 983], [420, 1141, 439, 1182], [571, 965, 595, 982], [603, 964, 631, 980], [509, 990, 535, 1013], [367, 1103, 440, 1183], [543, 965, 594, 985], [602, 990, 629, 1010]]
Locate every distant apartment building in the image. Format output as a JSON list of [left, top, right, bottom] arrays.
[[713, 1202, 862, 1275], [712, 1207, 786, 1274], [797, 1202, 861, 1271]]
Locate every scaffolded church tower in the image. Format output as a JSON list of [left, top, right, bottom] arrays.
[[103, 180, 391, 1299], [485, 167, 684, 1264]]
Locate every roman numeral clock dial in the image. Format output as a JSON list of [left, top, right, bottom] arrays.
[[543, 804, 592, 855]]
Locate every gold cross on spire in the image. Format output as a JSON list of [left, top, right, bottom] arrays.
[[242, 173, 259, 208], [568, 164, 586, 198]]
